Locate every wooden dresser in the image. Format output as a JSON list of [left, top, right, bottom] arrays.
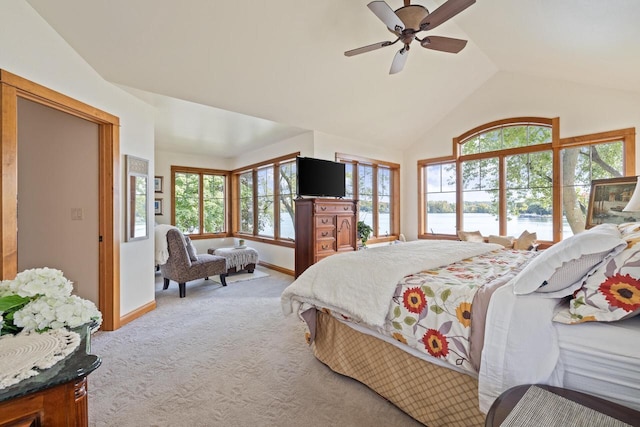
[[294, 198, 358, 278]]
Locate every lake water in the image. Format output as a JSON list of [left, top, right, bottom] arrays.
[[267, 212, 573, 241]]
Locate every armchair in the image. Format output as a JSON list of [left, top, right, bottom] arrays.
[[159, 229, 227, 297]]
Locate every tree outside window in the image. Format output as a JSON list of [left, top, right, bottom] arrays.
[[172, 167, 228, 236], [419, 119, 633, 241], [233, 153, 298, 244], [338, 154, 400, 242]]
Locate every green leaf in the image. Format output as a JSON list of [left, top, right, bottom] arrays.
[[430, 305, 444, 314], [421, 286, 435, 297], [404, 317, 417, 326], [0, 295, 31, 312], [393, 306, 401, 319], [440, 289, 451, 302], [392, 321, 402, 330]]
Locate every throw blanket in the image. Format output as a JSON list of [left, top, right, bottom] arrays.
[[281, 240, 501, 328], [154, 224, 178, 265]]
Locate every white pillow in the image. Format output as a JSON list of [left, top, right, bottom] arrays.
[[512, 224, 626, 295]]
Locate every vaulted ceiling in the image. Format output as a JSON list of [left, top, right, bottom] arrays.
[[26, 0, 640, 157]]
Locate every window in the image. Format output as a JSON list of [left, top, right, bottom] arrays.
[[418, 118, 635, 242], [338, 153, 400, 242], [232, 153, 298, 245], [171, 166, 228, 237]]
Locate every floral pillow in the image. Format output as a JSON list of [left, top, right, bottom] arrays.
[[554, 229, 640, 324]]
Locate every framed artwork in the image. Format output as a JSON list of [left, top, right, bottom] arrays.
[[154, 198, 163, 216], [586, 176, 640, 228], [154, 176, 163, 193]]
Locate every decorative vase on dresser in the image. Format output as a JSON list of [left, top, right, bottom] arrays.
[[294, 198, 358, 278]]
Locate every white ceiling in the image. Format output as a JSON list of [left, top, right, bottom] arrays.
[[26, 0, 640, 158]]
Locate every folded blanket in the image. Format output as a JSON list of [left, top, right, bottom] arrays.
[[281, 240, 501, 328], [154, 224, 178, 265]]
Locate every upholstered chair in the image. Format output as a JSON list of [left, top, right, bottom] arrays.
[[160, 229, 227, 297]]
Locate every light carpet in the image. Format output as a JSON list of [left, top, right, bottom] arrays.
[[87, 267, 422, 427], [211, 269, 268, 284]]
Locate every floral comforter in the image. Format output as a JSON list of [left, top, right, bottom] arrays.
[[384, 249, 537, 373]]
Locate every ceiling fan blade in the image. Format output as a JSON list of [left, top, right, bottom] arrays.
[[368, 1, 405, 32], [420, 36, 468, 53], [389, 48, 409, 74], [344, 41, 394, 57], [419, 0, 475, 31]]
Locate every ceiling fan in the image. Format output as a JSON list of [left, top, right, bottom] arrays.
[[345, 0, 476, 74]]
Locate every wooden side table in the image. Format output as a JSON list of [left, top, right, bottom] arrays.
[[485, 384, 640, 427]]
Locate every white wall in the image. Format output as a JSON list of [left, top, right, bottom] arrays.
[[402, 71, 640, 240], [1, 1, 156, 317]]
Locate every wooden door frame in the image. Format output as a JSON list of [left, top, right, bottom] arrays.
[[0, 69, 120, 331]]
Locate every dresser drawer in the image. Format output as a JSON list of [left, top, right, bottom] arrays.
[[315, 215, 335, 228], [316, 240, 335, 253], [316, 228, 335, 239], [315, 203, 355, 214]]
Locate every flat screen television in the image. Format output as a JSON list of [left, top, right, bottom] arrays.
[[296, 157, 346, 198]]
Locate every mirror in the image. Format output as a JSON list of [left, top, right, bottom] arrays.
[[126, 155, 149, 241]]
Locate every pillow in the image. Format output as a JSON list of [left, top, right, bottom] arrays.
[[513, 230, 537, 250], [488, 235, 515, 248], [536, 250, 611, 294], [618, 222, 640, 236], [184, 236, 198, 262], [457, 230, 484, 243], [554, 228, 640, 324], [512, 225, 627, 295]]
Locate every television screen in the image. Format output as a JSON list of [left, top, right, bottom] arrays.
[[296, 157, 346, 198]]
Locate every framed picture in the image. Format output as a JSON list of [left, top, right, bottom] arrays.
[[154, 176, 163, 193], [154, 198, 163, 216], [586, 176, 640, 228]]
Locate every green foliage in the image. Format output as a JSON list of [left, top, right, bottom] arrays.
[[454, 125, 624, 234], [357, 220, 373, 244]]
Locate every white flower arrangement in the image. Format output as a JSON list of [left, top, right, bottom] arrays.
[[0, 268, 102, 336]]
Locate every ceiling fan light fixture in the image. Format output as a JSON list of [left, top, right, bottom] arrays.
[[391, 5, 429, 32]]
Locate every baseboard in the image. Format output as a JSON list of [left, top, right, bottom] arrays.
[[120, 300, 156, 327], [258, 261, 294, 276]]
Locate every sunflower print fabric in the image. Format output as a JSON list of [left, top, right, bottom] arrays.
[[555, 226, 640, 324], [387, 249, 536, 372]]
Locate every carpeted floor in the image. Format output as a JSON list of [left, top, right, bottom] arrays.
[[87, 267, 423, 427]]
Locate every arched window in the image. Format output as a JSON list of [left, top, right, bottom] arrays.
[[418, 118, 635, 242]]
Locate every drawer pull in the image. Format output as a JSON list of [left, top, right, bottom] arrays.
[[321, 231, 329, 237], [321, 244, 329, 250], [343, 206, 349, 210], [321, 218, 329, 224], [320, 206, 327, 211]]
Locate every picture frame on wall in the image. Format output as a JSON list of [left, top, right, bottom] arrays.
[[154, 176, 163, 193], [154, 198, 163, 216], [586, 176, 640, 228]]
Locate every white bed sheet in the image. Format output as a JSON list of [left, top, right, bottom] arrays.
[[555, 314, 640, 412]]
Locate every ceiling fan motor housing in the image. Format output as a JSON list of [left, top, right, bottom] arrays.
[[392, 5, 429, 33]]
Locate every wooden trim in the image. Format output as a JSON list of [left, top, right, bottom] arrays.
[[0, 83, 18, 279], [558, 127, 635, 147], [119, 299, 156, 327], [336, 152, 400, 169], [0, 70, 119, 124], [231, 152, 300, 173], [258, 260, 294, 276], [417, 155, 455, 167], [417, 164, 424, 236], [233, 232, 295, 248], [552, 117, 562, 241], [455, 117, 553, 144], [458, 143, 552, 162], [1, 69, 120, 331]]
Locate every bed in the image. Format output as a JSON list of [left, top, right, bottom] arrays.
[[281, 223, 640, 427]]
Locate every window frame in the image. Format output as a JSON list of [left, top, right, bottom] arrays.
[[418, 117, 636, 243], [337, 153, 401, 244], [231, 152, 299, 248], [171, 165, 231, 239]]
